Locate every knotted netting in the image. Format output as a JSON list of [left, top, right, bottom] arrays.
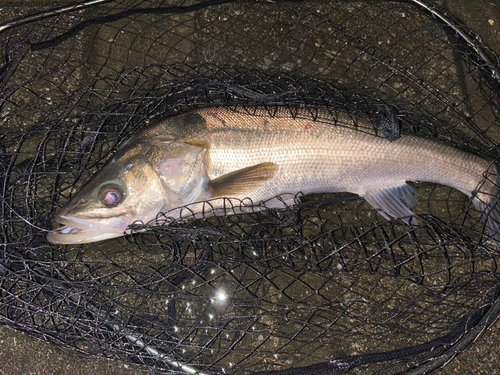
[[1, 1, 500, 374]]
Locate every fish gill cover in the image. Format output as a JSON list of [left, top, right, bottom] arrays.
[[0, 0, 500, 374]]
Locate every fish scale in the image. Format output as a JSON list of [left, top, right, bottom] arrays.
[[47, 107, 500, 246], [195, 110, 487, 199]]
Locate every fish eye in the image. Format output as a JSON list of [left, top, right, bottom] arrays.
[[98, 184, 124, 206]]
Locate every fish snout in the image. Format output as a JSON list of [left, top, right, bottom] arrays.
[[47, 213, 133, 244]]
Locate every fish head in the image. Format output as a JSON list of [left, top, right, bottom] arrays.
[[48, 137, 208, 244]]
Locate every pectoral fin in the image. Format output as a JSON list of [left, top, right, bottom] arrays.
[[363, 183, 418, 225], [209, 162, 278, 197]]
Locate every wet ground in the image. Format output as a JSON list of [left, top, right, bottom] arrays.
[[0, 1, 499, 374]]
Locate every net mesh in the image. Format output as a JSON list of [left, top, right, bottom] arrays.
[[1, 1, 500, 374]]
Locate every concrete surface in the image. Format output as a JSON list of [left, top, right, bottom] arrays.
[[0, 1, 499, 374]]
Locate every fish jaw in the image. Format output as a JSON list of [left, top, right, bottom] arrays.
[[47, 214, 132, 244]]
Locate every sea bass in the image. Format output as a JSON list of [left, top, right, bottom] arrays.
[[47, 107, 500, 245]]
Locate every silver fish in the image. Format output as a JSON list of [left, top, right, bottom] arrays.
[[47, 107, 500, 245]]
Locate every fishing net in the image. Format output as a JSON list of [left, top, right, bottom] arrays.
[[1, 0, 500, 374]]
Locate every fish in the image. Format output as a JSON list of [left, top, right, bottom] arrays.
[[47, 106, 500, 246]]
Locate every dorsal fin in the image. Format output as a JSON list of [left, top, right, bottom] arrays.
[[137, 112, 208, 140]]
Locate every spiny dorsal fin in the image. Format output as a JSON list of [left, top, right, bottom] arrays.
[[138, 112, 208, 140], [209, 162, 278, 198]]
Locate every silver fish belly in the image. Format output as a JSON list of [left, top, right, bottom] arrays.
[[47, 107, 500, 245]]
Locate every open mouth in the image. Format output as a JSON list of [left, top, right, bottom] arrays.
[[52, 216, 94, 234], [47, 215, 131, 244]]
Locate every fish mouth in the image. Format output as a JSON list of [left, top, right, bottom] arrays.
[[47, 214, 132, 244]]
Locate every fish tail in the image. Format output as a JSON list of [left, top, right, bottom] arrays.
[[471, 173, 500, 250]]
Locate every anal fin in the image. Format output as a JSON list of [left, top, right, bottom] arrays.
[[363, 183, 418, 225], [472, 195, 500, 249]]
